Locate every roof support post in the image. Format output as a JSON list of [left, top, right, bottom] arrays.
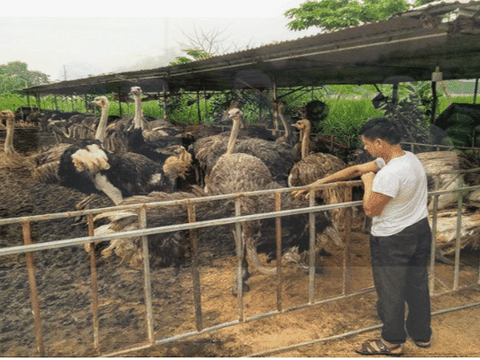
[[204, 88, 208, 122], [197, 90, 201, 123], [430, 80, 437, 124], [474, 78, 479, 105], [163, 86, 167, 119], [117, 91, 123, 116], [272, 81, 278, 136]]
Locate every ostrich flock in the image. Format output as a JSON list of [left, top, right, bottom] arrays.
[[1, 86, 479, 293]]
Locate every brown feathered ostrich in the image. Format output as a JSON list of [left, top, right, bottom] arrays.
[[205, 107, 340, 294], [1, 110, 17, 156], [288, 118, 348, 229], [0, 110, 35, 170], [192, 104, 295, 184]]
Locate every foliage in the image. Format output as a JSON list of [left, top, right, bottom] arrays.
[[0, 61, 50, 94], [170, 49, 213, 66], [170, 26, 232, 66], [285, 0, 411, 31]]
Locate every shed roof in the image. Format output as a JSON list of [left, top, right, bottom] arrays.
[[20, 0, 480, 97]]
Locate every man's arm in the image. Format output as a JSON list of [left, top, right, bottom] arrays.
[[293, 160, 380, 198], [361, 172, 392, 217]]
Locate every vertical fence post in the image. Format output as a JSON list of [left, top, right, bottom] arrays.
[[139, 206, 155, 344], [308, 190, 316, 304], [86, 214, 100, 353], [234, 198, 244, 322], [22, 221, 45, 356], [454, 187, 463, 291], [429, 195, 439, 295], [274, 191, 283, 312], [188, 202, 203, 331], [342, 185, 353, 296]]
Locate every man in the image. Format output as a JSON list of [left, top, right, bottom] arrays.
[[294, 117, 432, 356]]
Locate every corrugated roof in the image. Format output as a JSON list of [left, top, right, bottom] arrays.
[[20, 1, 480, 97]]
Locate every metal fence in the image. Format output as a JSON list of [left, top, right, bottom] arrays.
[[1, 179, 480, 357]]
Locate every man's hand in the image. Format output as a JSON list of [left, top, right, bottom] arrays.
[[361, 172, 375, 184], [292, 179, 324, 199]]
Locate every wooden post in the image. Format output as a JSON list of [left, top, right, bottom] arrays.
[[275, 192, 283, 312], [87, 215, 100, 353], [188, 202, 203, 331], [22, 221, 45, 356]]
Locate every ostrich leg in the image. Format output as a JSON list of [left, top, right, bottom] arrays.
[[232, 228, 251, 296]]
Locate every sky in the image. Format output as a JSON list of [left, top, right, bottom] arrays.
[[1, 0, 323, 82]]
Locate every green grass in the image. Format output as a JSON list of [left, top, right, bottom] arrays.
[[1, 91, 477, 144]]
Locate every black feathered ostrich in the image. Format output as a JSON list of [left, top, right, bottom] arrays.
[[103, 86, 183, 162], [33, 97, 192, 206]]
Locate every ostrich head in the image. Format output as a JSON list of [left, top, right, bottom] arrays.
[[0, 110, 15, 127], [130, 86, 142, 97], [92, 96, 109, 109], [227, 108, 243, 122], [163, 145, 193, 181], [292, 119, 311, 133]]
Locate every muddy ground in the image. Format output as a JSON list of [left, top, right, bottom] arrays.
[[1, 132, 480, 357]]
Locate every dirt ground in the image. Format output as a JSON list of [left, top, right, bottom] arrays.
[[1, 132, 480, 357]]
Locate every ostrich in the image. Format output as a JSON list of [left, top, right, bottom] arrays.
[[1, 110, 17, 156], [288, 118, 348, 229], [205, 107, 340, 293], [32, 96, 111, 184], [33, 96, 192, 206], [91, 186, 235, 268], [103, 87, 182, 162], [192, 104, 295, 184], [0, 110, 35, 170], [56, 140, 192, 205]]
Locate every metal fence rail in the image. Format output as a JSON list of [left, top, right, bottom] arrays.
[[1, 181, 480, 356]]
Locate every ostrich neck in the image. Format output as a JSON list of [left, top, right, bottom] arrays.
[[95, 104, 109, 142], [279, 110, 291, 139], [133, 94, 143, 129], [4, 119, 15, 154], [226, 117, 241, 156], [301, 124, 311, 159]]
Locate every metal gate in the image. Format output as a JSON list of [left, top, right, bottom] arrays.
[[1, 180, 480, 356]]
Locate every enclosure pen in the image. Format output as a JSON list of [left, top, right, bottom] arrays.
[[1, 180, 480, 357]]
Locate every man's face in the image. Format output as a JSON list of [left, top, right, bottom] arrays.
[[361, 135, 382, 158]]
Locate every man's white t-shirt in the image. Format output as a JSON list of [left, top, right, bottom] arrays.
[[371, 151, 429, 237]]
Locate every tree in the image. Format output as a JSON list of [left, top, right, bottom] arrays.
[[170, 26, 251, 66], [0, 61, 50, 93], [284, 0, 436, 32]]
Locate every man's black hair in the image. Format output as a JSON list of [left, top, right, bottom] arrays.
[[360, 117, 402, 145]]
